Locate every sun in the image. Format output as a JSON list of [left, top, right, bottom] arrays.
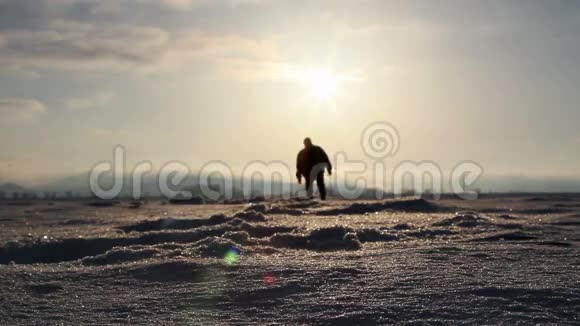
[[300, 68, 339, 102]]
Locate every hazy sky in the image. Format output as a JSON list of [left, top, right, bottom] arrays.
[[1, 0, 579, 185]]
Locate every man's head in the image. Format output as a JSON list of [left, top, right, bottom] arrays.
[[303, 137, 313, 149]]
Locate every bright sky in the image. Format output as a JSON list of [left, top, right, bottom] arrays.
[[1, 0, 580, 184]]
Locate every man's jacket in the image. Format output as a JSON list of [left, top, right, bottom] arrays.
[[296, 145, 332, 178]]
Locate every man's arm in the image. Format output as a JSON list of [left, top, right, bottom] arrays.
[[296, 152, 302, 183], [321, 148, 332, 175]]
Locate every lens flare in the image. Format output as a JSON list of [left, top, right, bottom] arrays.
[[263, 272, 275, 286], [224, 247, 241, 265]]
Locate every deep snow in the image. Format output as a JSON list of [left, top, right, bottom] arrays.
[[1, 196, 579, 324]]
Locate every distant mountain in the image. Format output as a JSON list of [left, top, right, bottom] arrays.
[[32, 172, 297, 199], [474, 175, 580, 193], [0, 182, 27, 193], [25, 172, 580, 199], [33, 173, 94, 196]]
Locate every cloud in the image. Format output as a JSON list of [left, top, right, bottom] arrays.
[[66, 91, 114, 111], [0, 21, 170, 70], [108, 0, 201, 11], [0, 98, 46, 124], [158, 0, 195, 10], [0, 0, 272, 26], [149, 0, 271, 10], [84, 127, 136, 145], [211, 57, 364, 86], [0, 0, 283, 77], [0, 20, 280, 73], [213, 58, 294, 81]]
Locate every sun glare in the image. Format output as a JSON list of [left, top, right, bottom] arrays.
[[301, 68, 339, 101]]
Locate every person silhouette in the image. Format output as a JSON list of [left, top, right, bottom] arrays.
[[296, 137, 332, 200]]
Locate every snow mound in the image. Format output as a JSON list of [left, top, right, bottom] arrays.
[[27, 282, 64, 294], [119, 214, 229, 232], [317, 199, 446, 215], [265, 206, 306, 215], [382, 199, 444, 212], [550, 217, 580, 226], [0, 220, 293, 264], [432, 213, 491, 228], [58, 219, 94, 225], [85, 200, 119, 207], [391, 223, 415, 230], [82, 247, 159, 266], [135, 227, 227, 245], [516, 207, 570, 215], [222, 231, 251, 245], [245, 202, 307, 215], [356, 228, 399, 242], [0, 237, 126, 264], [238, 222, 297, 238], [270, 226, 361, 251], [128, 261, 204, 282], [497, 214, 520, 220], [232, 211, 267, 222], [268, 233, 308, 249], [283, 200, 321, 209], [192, 237, 241, 257], [472, 231, 538, 242], [244, 203, 267, 213], [406, 228, 457, 239]]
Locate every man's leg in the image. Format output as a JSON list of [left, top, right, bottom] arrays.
[[305, 176, 313, 199], [316, 172, 326, 200]]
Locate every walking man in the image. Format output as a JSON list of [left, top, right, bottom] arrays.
[[296, 137, 332, 200]]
